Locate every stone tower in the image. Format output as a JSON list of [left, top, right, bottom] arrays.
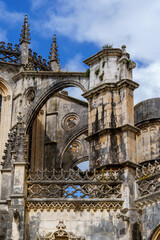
[[83, 45, 139, 169]]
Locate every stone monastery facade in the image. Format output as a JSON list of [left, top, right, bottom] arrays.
[[0, 15, 160, 240]]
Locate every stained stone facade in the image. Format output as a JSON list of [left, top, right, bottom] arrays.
[[0, 15, 160, 240]]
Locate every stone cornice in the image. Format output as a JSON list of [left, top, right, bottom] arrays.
[[83, 48, 129, 66], [12, 71, 87, 82], [82, 79, 139, 99], [26, 199, 124, 211], [135, 119, 160, 128], [86, 124, 139, 142], [135, 191, 160, 209], [96, 161, 140, 170]]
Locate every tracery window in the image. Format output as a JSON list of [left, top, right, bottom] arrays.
[[70, 141, 81, 154]]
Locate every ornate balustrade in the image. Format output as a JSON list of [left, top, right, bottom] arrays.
[[0, 41, 51, 70], [136, 159, 160, 180], [26, 49, 51, 71], [0, 41, 20, 64], [27, 168, 123, 199], [135, 160, 160, 201]]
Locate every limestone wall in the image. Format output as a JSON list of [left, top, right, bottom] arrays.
[[26, 208, 128, 240], [135, 98, 160, 163]]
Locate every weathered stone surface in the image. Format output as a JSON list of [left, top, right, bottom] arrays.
[[135, 98, 160, 125]]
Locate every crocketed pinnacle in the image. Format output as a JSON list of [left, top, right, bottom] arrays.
[[19, 14, 31, 44], [49, 34, 59, 64]]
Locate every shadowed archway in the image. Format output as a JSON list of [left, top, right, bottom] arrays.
[[26, 79, 88, 133]]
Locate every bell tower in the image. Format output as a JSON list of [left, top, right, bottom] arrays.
[[83, 45, 139, 169]]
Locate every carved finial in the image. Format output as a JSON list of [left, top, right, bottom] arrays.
[[56, 220, 66, 230], [49, 34, 60, 71], [19, 14, 31, 44], [121, 45, 126, 54]]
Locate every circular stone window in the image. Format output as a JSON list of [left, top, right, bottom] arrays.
[[69, 140, 82, 154], [62, 113, 79, 130]]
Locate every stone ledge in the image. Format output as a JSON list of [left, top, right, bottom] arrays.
[[26, 199, 124, 211], [82, 79, 139, 99], [86, 123, 139, 141], [12, 71, 87, 82], [135, 191, 160, 209]]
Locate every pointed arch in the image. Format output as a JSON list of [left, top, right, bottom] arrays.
[[0, 78, 12, 162], [26, 79, 87, 133], [150, 225, 160, 240]]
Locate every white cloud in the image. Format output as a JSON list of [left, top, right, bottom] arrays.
[[30, 0, 160, 103], [36, 0, 160, 62], [30, 0, 47, 10], [0, 1, 24, 24], [134, 62, 160, 105], [62, 54, 86, 72], [0, 27, 7, 41]]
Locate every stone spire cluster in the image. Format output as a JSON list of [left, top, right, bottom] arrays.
[[49, 34, 60, 71], [19, 14, 31, 44]]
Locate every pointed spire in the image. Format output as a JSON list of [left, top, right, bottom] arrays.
[[49, 34, 60, 71], [19, 14, 31, 44]]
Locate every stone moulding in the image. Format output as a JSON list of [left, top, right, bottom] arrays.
[[82, 79, 139, 99], [135, 191, 160, 209], [26, 200, 123, 212], [27, 168, 124, 181], [136, 159, 160, 180]]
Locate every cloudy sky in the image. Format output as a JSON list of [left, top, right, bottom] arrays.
[[0, 0, 160, 104]]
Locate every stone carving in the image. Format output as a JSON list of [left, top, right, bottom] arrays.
[[0, 41, 20, 63], [27, 168, 124, 181], [136, 160, 160, 180], [28, 48, 51, 71], [27, 182, 122, 199], [37, 220, 85, 240], [62, 113, 79, 130], [137, 176, 160, 197], [135, 194, 160, 209], [70, 140, 82, 154], [27, 168, 123, 199], [1, 114, 27, 168], [25, 87, 36, 104], [26, 201, 123, 212]]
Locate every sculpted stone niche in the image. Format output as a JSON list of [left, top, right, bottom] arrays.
[[37, 220, 85, 240]]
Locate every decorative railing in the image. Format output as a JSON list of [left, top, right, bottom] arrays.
[[137, 176, 160, 197], [0, 41, 51, 70], [0, 41, 20, 63], [27, 168, 123, 199], [27, 49, 51, 71], [136, 160, 160, 180], [136, 160, 160, 198]]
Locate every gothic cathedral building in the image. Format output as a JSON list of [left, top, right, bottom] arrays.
[[0, 15, 160, 240]]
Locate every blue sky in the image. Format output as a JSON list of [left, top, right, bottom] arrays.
[[0, 0, 160, 104]]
